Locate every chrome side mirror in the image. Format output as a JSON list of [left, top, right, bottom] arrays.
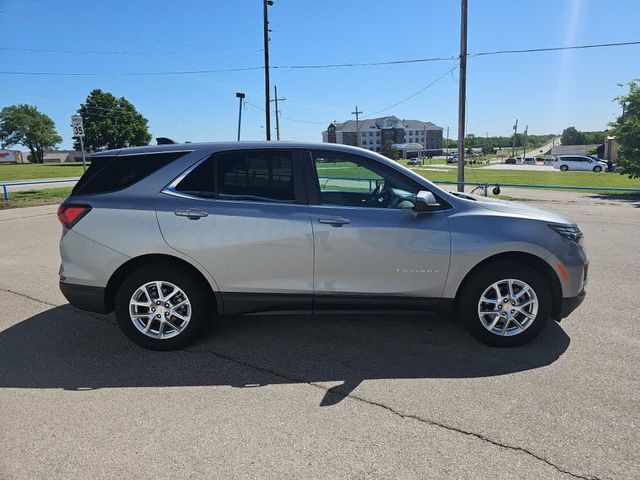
[[414, 190, 440, 212]]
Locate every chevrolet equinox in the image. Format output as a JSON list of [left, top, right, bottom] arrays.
[[58, 142, 587, 349]]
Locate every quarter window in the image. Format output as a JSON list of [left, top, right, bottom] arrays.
[[72, 151, 187, 196]]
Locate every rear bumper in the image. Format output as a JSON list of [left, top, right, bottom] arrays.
[[60, 282, 108, 314], [559, 290, 586, 319]]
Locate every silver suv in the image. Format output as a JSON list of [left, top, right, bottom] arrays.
[[58, 142, 587, 350]]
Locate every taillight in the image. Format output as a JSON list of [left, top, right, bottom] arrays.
[[57, 204, 91, 228]]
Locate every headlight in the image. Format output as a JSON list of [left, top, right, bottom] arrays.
[[549, 224, 583, 244]]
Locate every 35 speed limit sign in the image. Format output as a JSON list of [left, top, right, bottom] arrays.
[[71, 115, 85, 137]]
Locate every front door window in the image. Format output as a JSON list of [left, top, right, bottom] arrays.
[[311, 150, 420, 209]]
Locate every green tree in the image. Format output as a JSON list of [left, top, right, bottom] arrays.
[[75, 89, 151, 151], [381, 140, 399, 160], [561, 126, 585, 145], [0, 104, 62, 163], [610, 80, 640, 178], [582, 130, 606, 144]]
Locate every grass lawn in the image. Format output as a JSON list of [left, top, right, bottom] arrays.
[[317, 161, 640, 190], [0, 163, 86, 182], [415, 168, 640, 189], [0, 187, 72, 209]]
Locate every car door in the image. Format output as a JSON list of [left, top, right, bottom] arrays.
[[156, 149, 314, 314], [305, 149, 451, 309], [567, 156, 586, 171]]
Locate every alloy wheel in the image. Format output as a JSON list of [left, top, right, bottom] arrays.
[[129, 281, 192, 339], [477, 279, 538, 337]]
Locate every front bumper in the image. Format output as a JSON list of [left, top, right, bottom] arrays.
[[559, 289, 586, 319], [60, 282, 108, 314]]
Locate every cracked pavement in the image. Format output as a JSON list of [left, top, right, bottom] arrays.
[[0, 195, 638, 479]]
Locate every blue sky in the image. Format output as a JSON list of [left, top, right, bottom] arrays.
[[1, 0, 639, 150]]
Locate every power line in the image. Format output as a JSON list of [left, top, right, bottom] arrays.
[[469, 40, 640, 58], [0, 46, 263, 56], [365, 65, 458, 118], [245, 64, 456, 126], [244, 100, 326, 125], [0, 66, 263, 76], [0, 40, 638, 76], [273, 55, 458, 70]]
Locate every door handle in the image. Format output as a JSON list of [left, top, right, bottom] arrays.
[[175, 208, 208, 219], [318, 216, 350, 227]]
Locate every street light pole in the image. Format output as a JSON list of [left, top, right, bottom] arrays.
[[511, 118, 518, 157], [263, 0, 273, 141], [235, 92, 245, 141], [456, 0, 468, 192]]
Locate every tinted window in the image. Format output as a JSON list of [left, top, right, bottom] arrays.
[[175, 150, 296, 203], [217, 151, 294, 202], [174, 156, 215, 197], [72, 151, 187, 196]]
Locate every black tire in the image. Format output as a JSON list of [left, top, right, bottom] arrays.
[[593, 165, 602, 173], [458, 260, 551, 347], [115, 264, 211, 350], [560, 165, 569, 172]]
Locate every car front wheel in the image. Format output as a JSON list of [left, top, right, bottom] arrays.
[[560, 165, 569, 171], [115, 265, 210, 350], [459, 261, 551, 347], [593, 165, 602, 172]]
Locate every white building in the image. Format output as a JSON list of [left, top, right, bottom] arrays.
[[321, 115, 443, 155]]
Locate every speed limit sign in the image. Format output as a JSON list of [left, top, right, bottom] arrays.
[[71, 115, 85, 138]]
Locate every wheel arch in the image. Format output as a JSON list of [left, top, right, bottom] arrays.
[[104, 254, 223, 316], [453, 251, 563, 320]]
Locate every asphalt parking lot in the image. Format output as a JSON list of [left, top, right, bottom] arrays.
[[1, 192, 638, 480]]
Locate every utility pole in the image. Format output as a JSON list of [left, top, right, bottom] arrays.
[[485, 131, 489, 162], [351, 106, 363, 131], [456, 0, 468, 192], [511, 118, 518, 157], [270, 85, 286, 141], [522, 125, 528, 158], [446, 126, 450, 153], [235, 92, 245, 141], [423, 125, 427, 164], [263, 0, 273, 140]]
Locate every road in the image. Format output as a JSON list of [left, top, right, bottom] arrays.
[[0, 192, 638, 479], [525, 136, 561, 158]]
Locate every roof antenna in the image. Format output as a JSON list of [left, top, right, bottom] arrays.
[[156, 137, 177, 145]]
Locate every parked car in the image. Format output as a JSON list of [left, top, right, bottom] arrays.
[[553, 155, 608, 172], [543, 155, 556, 166], [58, 142, 587, 350], [505, 157, 517, 164], [446, 154, 458, 164], [407, 157, 422, 166], [523, 157, 536, 165]]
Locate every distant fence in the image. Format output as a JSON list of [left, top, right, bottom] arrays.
[[433, 181, 640, 196], [1, 178, 79, 201], [2, 176, 640, 202]]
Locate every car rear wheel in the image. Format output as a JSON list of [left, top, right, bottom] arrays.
[[593, 165, 602, 172], [560, 165, 569, 172], [115, 265, 210, 350], [459, 261, 551, 347]]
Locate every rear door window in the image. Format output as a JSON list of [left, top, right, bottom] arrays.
[[72, 151, 188, 196], [174, 150, 298, 203]]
